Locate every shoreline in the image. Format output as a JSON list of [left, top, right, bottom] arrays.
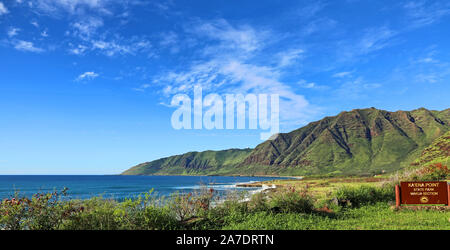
[[212, 181, 278, 206]]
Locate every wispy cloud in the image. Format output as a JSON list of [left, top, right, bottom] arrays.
[[403, 0, 450, 28], [69, 44, 88, 55], [41, 29, 49, 37], [335, 77, 381, 100], [13, 40, 44, 53], [90, 38, 151, 57], [71, 17, 104, 39], [295, 0, 327, 20], [298, 79, 329, 90], [188, 18, 271, 55], [337, 26, 398, 61], [159, 31, 178, 47], [7, 27, 20, 37], [156, 58, 315, 127], [31, 21, 39, 27], [76, 71, 99, 81], [357, 27, 398, 55], [301, 17, 337, 36], [0, 2, 8, 15], [159, 31, 180, 54], [332, 71, 353, 78], [148, 18, 322, 127], [31, 0, 113, 16], [132, 83, 151, 92], [277, 49, 305, 68]]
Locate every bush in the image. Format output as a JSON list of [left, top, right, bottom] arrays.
[[142, 206, 180, 230], [168, 186, 216, 222], [0, 197, 28, 230], [334, 185, 394, 208], [0, 189, 184, 230], [248, 192, 269, 212], [411, 163, 449, 181], [61, 197, 120, 230], [267, 186, 315, 213], [0, 189, 81, 230]]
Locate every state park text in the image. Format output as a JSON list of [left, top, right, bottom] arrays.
[[395, 181, 450, 206]]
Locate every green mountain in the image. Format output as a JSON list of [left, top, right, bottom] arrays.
[[121, 107, 450, 176], [122, 148, 252, 175], [411, 130, 450, 168]]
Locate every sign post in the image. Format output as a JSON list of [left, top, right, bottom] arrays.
[[395, 181, 449, 208]]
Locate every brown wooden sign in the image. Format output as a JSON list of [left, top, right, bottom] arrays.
[[398, 181, 449, 206]]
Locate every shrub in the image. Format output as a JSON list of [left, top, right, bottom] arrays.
[[0, 189, 81, 230], [61, 197, 120, 230], [0, 197, 28, 230], [334, 185, 394, 208], [248, 192, 269, 212], [0, 189, 186, 230], [411, 163, 449, 181], [142, 206, 180, 230], [267, 186, 315, 213], [168, 186, 216, 222]]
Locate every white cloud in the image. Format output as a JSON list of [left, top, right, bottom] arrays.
[[31, 21, 39, 27], [91, 38, 150, 56], [0, 2, 8, 15], [159, 31, 180, 53], [132, 83, 151, 92], [151, 19, 321, 127], [295, 1, 327, 20], [76, 71, 99, 81], [298, 79, 329, 90], [301, 17, 337, 36], [332, 71, 353, 78], [8, 27, 20, 37], [68, 35, 151, 57], [335, 77, 381, 100], [13, 40, 44, 53], [277, 49, 305, 67], [160, 31, 178, 46], [357, 27, 397, 54], [71, 17, 104, 39], [337, 26, 398, 61], [69, 44, 88, 55], [32, 0, 113, 16], [403, 1, 450, 28], [188, 19, 270, 54], [419, 57, 435, 63], [41, 30, 49, 37], [155, 58, 315, 127]]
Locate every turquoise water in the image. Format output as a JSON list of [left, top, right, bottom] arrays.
[[0, 175, 286, 200]]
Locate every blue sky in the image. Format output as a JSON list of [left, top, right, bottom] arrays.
[[0, 0, 449, 174]]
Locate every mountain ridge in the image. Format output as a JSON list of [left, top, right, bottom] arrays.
[[121, 107, 450, 176]]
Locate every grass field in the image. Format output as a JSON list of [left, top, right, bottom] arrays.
[[222, 203, 450, 230], [224, 177, 450, 230]]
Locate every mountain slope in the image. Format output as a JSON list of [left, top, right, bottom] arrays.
[[411, 130, 450, 168], [122, 148, 252, 175], [121, 107, 449, 176], [240, 107, 449, 176]]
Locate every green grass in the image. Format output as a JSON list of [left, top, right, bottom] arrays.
[[222, 203, 450, 230]]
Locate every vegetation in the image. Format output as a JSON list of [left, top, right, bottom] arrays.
[[386, 131, 450, 185], [2, 171, 449, 230], [122, 148, 252, 175], [122, 108, 450, 177]]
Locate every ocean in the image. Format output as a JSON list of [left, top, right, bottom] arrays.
[[0, 175, 287, 201]]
